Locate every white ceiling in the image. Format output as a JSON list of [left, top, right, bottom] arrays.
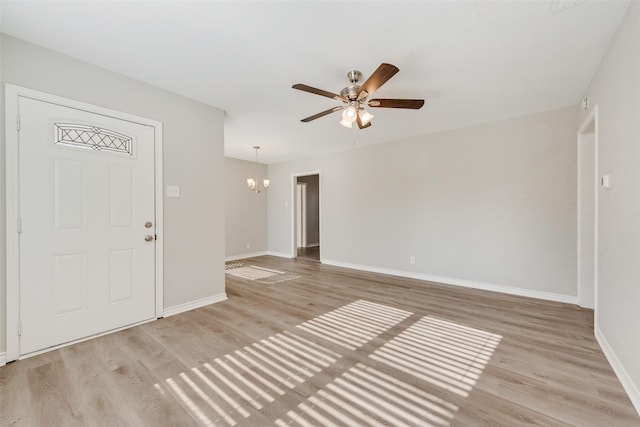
[[0, 1, 630, 163]]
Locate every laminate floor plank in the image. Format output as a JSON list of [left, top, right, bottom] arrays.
[[139, 316, 230, 368], [0, 360, 32, 426], [1, 255, 639, 426], [26, 361, 86, 426], [102, 361, 197, 427], [77, 375, 147, 427], [59, 338, 113, 386]]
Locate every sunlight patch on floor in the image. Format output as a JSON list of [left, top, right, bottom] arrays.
[[296, 300, 412, 350], [225, 265, 283, 280], [278, 363, 461, 427], [370, 315, 502, 397], [160, 327, 342, 426], [155, 301, 501, 426], [225, 264, 303, 283]]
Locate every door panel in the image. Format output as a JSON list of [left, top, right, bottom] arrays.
[[52, 252, 88, 316], [18, 96, 156, 356], [109, 248, 135, 303]]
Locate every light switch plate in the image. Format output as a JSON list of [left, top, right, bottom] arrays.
[[167, 185, 181, 198]]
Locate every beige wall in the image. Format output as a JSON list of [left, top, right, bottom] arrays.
[[268, 105, 578, 299], [0, 34, 226, 354], [225, 157, 268, 258], [583, 1, 640, 412]]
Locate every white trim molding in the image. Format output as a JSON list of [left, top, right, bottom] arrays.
[[225, 251, 268, 262], [321, 259, 578, 304], [163, 293, 228, 318], [266, 251, 294, 259], [595, 327, 640, 415], [576, 104, 598, 311], [0, 352, 6, 367]]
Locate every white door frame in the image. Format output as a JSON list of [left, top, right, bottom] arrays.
[[291, 171, 321, 259], [296, 183, 307, 248], [577, 105, 599, 315], [5, 84, 164, 362]]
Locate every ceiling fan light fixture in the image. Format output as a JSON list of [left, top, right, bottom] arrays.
[[358, 108, 374, 125], [339, 118, 353, 128], [341, 105, 358, 123]]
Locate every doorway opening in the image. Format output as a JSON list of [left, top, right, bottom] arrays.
[[293, 173, 320, 261], [577, 105, 598, 312]]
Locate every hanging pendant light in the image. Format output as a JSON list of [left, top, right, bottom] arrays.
[[247, 146, 270, 193]]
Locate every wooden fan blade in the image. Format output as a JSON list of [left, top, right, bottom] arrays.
[[357, 63, 399, 98], [301, 106, 344, 122], [356, 114, 372, 129], [292, 84, 344, 101], [368, 99, 425, 109]]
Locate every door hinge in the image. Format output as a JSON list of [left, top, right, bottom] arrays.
[[16, 115, 20, 132], [17, 218, 22, 233], [17, 320, 22, 336]]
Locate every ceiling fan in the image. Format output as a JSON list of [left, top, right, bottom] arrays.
[[292, 63, 424, 129]]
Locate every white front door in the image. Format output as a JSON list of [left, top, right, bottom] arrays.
[[18, 96, 157, 356]]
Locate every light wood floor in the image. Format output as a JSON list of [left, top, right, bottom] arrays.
[[2, 256, 639, 426], [297, 246, 320, 261]]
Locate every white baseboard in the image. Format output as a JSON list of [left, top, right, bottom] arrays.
[[0, 352, 6, 367], [266, 251, 294, 259], [163, 292, 228, 318], [321, 259, 577, 304], [225, 251, 267, 262], [595, 326, 640, 416], [306, 243, 320, 248]]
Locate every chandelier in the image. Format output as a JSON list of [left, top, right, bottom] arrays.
[[247, 146, 270, 193]]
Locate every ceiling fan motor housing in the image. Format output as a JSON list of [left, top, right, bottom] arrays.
[[340, 85, 361, 101], [347, 70, 362, 84], [341, 70, 364, 101]]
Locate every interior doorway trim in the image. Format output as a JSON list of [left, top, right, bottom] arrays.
[[296, 182, 307, 249], [576, 104, 598, 315], [4, 84, 164, 362], [291, 171, 321, 259]]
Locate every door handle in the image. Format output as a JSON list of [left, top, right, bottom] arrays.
[[144, 235, 154, 242]]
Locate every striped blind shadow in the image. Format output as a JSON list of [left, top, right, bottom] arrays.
[[225, 264, 302, 284], [155, 299, 501, 427]]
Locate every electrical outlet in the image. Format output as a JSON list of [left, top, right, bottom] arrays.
[[246, 242, 251, 249], [409, 256, 416, 265]]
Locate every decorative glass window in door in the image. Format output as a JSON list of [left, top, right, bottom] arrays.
[[54, 123, 133, 155]]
